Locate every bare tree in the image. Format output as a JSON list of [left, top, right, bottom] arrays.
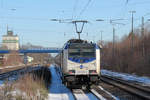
[[4, 51, 23, 66]]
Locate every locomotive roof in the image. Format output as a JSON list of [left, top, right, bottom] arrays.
[[62, 39, 100, 50], [67, 39, 88, 44]]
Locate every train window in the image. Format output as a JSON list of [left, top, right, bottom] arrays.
[[69, 43, 95, 49], [68, 43, 95, 58]]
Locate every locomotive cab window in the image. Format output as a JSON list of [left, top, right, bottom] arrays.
[[68, 43, 95, 58]]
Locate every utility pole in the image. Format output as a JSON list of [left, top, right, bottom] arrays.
[[112, 26, 115, 57], [100, 30, 103, 45], [141, 16, 145, 56], [129, 11, 136, 49], [110, 20, 125, 58]]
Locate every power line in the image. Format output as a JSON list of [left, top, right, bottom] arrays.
[[79, 0, 92, 16], [0, 16, 50, 21], [1, 0, 3, 8], [126, 1, 150, 6], [126, 0, 129, 4], [72, 0, 78, 19]]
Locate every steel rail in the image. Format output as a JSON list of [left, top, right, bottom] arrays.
[[90, 89, 106, 100], [72, 88, 106, 100], [72, 89, 89, 100], [0, 66, 41, 80], [0, 68, 25, 79], [71, 89, 77, 100], [101, 75, 150, 100], [90, 85, 117, 100], [102, 75, 150, 93]]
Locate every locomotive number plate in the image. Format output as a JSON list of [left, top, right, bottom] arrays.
[[76, 70, 89, 74]]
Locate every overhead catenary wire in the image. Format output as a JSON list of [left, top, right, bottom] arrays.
[[79, 0, 92, 16], [108, 0, 150, 29], [126, 0, 129, 4], [126, 0, 150, 6], [0, 16, 50, 21], [72, 0, 78, 19], [1, 0, 3, 8]]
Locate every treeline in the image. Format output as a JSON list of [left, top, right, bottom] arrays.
[[101, 27, 150, 77]]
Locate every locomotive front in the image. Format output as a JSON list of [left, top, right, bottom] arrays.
[[62, 40, 100, 88]]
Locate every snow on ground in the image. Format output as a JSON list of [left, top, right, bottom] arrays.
[[0, 73, 18, 86], [0, 66, 41, 87], [101, 69, 150, 86], [48, 65, 75, 100], [0, 80, 3, 86], [86, 92, 99, 100], [72, 89, 90, 100]]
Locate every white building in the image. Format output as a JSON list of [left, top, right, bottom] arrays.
[[2, 31, 19, 50]]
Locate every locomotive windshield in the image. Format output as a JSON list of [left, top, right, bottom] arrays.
[[68, 43, 95, 58]]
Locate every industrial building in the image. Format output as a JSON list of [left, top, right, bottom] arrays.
[[2, 30, 19, 50]]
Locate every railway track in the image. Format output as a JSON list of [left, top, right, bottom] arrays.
[[0, 66, 41, 80], [0, 63, 39, 74], [101, 75, 150, 100], [72, 89, 90, 100], [90, 89, 107, 100], [71, 87, 115, 100], [91, 85, 117, 100]]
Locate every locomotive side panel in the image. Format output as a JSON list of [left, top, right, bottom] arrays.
[[62, 49, 68, 74], [96, 48, 100, 76]]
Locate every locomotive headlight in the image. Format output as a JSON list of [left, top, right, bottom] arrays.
[[68, 70, 75, 74], [89, 70, 97, 74]]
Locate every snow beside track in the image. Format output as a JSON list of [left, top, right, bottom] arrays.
[[48, 66, 74, 100], [0, 80, 3, 86], [72, 89, 90, 100], [0, 66, 41, 86], [86, 92, 99, 100], [101, 69, 150, 86]]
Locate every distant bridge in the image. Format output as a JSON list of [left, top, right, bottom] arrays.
[[0, 48, 62, 64], [0, 48, 62, 54]]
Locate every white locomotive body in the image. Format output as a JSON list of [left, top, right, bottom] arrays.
[[60, 39, 101, 87]]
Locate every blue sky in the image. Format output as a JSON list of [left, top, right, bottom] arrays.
[[0, 0, 150, 47]]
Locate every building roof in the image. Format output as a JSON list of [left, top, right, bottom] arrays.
[[2, 30, 18, 37]]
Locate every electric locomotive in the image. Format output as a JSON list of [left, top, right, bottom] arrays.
[[60, 39, 101, 88]]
